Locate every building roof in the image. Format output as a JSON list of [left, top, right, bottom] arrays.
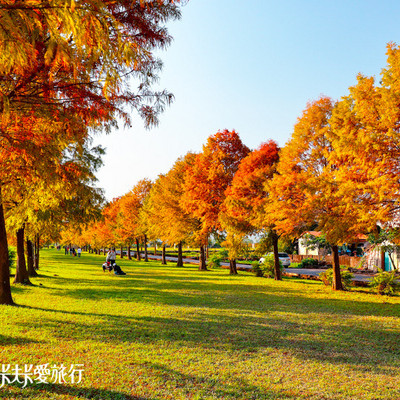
[[300, 231, 322, 238]]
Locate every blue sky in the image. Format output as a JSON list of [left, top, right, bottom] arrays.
[[93, 0, 400, 200]]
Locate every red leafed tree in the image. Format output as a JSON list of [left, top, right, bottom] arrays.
[[181, 129, 250, 270], [222, 140, 281, 277]]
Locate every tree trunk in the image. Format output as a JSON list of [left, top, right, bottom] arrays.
[[0, 187, 13, 305], [332, 245, 344, 290], [177, 241, 183, 267], [144, 234, 148, 262], [27, 239, 37, 277], [120, 246, 123, 258], [34, 234, 40, 270], [162, 243, 167, 265], [127, 245, 131, 260], [229, 259, 237, 275], [136, 238, 141, 261], [272, 232, 282, 281], [14, 227, 31, 285], [199, 245, 207, 271]]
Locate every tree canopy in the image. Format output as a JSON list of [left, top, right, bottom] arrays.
[[0, 0, 184, 305]]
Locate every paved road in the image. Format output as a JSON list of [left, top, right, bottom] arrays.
[[135, 253, 373, 283], [282, 267, 373, 283]]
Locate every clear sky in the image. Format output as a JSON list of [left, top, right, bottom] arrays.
[[93, 0, 400, 201]]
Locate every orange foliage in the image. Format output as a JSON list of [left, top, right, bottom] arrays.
[[223, 140, 280, 234], [328, 43, 400, 230], [141, 153, 200, 246], [118, 179, 153, 245], [181, 129, 249, 240], [266, 97, 352, 242]]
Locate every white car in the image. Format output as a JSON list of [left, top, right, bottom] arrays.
[[259, 252, 291, 267]]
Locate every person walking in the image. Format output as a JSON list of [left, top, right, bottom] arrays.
[[77, 248, 82, 257]]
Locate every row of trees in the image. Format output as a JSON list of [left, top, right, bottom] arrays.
[[0, 1, 185, 305], [66, 43, 400, 292], [64, 129, 275, 274], [61, 129, 292, 280]]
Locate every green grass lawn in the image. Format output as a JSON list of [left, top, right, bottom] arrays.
[[1, 249, 399, 400]]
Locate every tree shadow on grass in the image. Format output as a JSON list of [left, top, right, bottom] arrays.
[[0, 334, 39, 347], [21, 261, 400, 327], [50, 274, 400, 320], [8, 283, 28, 293], [18, 258, 400, 324], [17, 300, 400, 376], [131, 362, 297, 400], [1, 381, 147, 400], [1, 369, 305, 400]]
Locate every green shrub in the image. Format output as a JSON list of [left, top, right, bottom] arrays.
[[219, 249, 229, 259], [251, 261, 263, 277], [208, 251, 225, 269], [299, 258, 319, 268], [259, 253, 282, 278], [370, 269, 400, 296], [341, 270, 354, 289], [8, 248, 16, 269], [319, 268, 353, 290]]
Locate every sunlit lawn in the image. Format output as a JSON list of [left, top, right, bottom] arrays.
[[1, 249, 399, 399]]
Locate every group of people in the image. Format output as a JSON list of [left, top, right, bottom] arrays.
[[103, 248, 126, 275], [64, 246, 82, 257]]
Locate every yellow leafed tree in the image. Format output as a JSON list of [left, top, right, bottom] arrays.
[[267, 97, 364, 290]]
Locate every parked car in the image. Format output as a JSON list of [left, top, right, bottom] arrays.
[[259, 252, 291, 267]]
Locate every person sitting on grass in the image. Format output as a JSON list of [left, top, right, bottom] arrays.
[[103, 261, 113, 272], [104, 248, 126, 275]]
